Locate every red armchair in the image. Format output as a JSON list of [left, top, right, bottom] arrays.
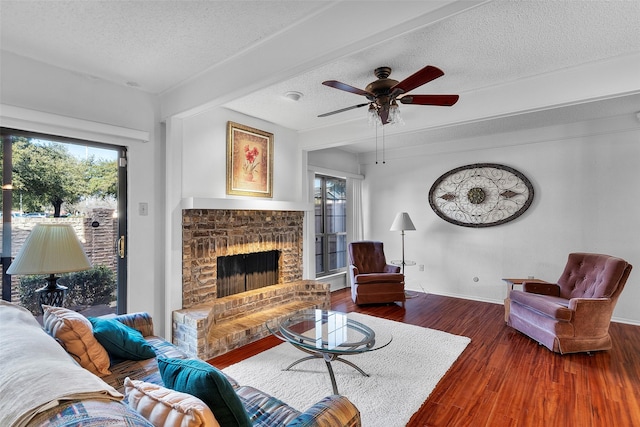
[[508, 252, 632, 354], [348, 241, 405, 306]]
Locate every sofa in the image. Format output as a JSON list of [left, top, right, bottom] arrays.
[[0, 300, 361, 427]]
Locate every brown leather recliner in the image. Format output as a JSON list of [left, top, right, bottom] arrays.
[[348, 241, 405, 306], [508, 252, 632, 354]]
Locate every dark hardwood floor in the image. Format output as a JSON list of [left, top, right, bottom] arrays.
[[209, 288, 640, 426]]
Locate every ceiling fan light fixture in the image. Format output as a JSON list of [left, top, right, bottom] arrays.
[[368, 103, 381, 127], [284, 91, 303, 102], [388, 100, 404, 126]]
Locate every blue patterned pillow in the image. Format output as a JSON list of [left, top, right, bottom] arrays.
[[158, 357, 251, 427], [89, 317, 156, 361], [28, 399, 154, 427]]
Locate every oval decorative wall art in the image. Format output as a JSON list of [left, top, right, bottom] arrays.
[[428, 163, 534, 228]]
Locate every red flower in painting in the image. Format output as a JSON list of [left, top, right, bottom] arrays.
[[243, 145, 260, 173]]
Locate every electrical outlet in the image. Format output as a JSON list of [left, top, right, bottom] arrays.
[[419, 264, 424, 271]]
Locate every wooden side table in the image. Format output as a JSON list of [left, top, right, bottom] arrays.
[[502, 278, 549, 322]]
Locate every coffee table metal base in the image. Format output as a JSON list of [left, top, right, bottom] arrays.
[[283, 345, 369, 395]]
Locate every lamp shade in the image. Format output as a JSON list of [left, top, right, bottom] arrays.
[[389, 212, 416, 231], [7, 224, 91, 275]]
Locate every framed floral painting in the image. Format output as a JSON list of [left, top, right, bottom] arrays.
[[226, 121, 273, 198]]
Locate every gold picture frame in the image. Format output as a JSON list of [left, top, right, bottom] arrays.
[[226, 121, 274, 198]]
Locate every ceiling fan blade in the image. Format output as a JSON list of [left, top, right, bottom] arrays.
[[391, 65, 445, 96], [399, 94, 459, 106], [318, 103, 370, 118], [322, 80, 373, 97]]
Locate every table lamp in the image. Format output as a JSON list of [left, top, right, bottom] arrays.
[[7, 223, 91, 308], [389, 212, 416, 275]]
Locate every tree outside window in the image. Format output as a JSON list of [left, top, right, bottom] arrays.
[[3, 136, 117, 216]]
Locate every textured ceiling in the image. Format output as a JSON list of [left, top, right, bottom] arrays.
[[224, 0, 640, 131], [0, 0, 325, 93], [1, 1, 639, 154]]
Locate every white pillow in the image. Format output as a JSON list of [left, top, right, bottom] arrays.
[[124, 378, 220, 427]]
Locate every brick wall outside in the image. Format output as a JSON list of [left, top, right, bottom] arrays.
[[182, 209, 304, 309], [1, 208, 118, 302]]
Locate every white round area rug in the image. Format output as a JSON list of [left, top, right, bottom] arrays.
[[223, 313, 471, 427]]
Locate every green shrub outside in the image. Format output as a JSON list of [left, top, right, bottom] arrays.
[[18, 265, 116, 315]]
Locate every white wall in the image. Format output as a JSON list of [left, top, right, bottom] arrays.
[[360, 114, 640, 324], [308, 148, 361, 176], [0, 52, 167, 333], [181, 108, 303, 201]]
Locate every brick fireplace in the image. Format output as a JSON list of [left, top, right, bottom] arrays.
[[181, 209, 304, 307], [174, 209, 330, 359]]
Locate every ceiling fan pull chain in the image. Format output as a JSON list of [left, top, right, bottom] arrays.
[[382, 125, 386, 164], [375, 123, 379, 164]]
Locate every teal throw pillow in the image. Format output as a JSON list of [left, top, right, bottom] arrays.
[[88, 317, 156, 361], [158, 357, 251, 427]]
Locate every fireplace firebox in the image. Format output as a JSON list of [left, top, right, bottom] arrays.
[[216, 250, 280, 298]]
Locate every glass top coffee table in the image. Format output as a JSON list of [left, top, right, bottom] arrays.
[[266, 309, 392, 394]]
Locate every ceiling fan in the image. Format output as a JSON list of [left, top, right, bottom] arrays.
[[319, 65, 459, 125]]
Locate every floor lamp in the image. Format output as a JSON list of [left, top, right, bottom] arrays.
[[390, 212, 416, 298], [389, 212, 416, 276]]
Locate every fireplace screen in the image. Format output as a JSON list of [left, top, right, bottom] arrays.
[[217, 250, 280, 298]]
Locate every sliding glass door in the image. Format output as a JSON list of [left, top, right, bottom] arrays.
[[0, 128, 128, 316]]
